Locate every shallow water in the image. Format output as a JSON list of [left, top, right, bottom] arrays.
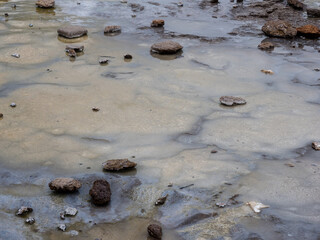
[[0, 0, 320, 239]]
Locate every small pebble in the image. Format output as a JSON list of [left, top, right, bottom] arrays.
[[155, 195, 168, 206], [12, 4, 17, 8], [216, 202, 226, 208], [29, 24, 33, 27], [177, 2, 183, 7], [211, 150, 217, 153], [124, 54, 133, 60], [58, 223, 67, 231], [0, 113, 3, 120], [168, 183, 173, 187], [11, 53, 20, 58], [60, 212, 65, 220], [64, 207, 78, 216], [284, 163, 295, 167], [10, 102, 16, 108], [261, 69, 274, 74], [92, 107, 100, 112], [5, 13, 9, 17], [25, 217, 35, 225], [312, 142, 320, 150], [16, 206, 33, 216], [99, 57, 109, 64]]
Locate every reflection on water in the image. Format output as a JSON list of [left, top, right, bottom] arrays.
[[0, 0, 320, 239]]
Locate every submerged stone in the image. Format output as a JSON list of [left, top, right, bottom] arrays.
[[57, 25, 88, 39], [258, 42, 275, 50], [89, 179, 111, 205], [49, 177, 81, 192], [103, 159, 137, 171], [64, 207, 78, 216], [66, 44, 84, 52]]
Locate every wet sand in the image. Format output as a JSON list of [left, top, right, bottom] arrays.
[[0, 0, 320, 239]]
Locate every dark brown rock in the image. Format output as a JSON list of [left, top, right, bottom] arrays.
[[312, 142, 320, 150], [307, 8, 320, 18], [89, 179, 111, 205], [151, 41, 183, 54], [0, 113, 3, 120], [155, 195, 168, 206], [36, 0, 55, 8], [102, 159, 137, 171], [296, 25, 320, 39], [57, 25, 88, 39], [104, 25, 121, 34], [66, 49, 76, 57], [48, 177, 81, 192], [147, 224, 162, 239], [16, 206, 33, 216], [287, 0, 304, 10], [262, 20, 297, 38], [151, 19, 165, 27], [219, 96, 246, 106], [124, 54, 133, 59], [66, 44, 84, 52], [258, 42, 275, 50]]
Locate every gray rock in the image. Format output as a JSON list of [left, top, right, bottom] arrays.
[[262, 20, 297, 38], [219, 96, 246, 106], [258, 42, 275, 50], [99, 57, 109, 64], [58, 223, 66, 231], [49, 177, 81, 192], [25, 217, 35, 225], [57, 26, 88, 39], [10, 102, 16, 108], [16, 206, 33, 216], [64, 207, 78, 216], [102, 159, 137, 171], [151, 41, 183, 54], [11, 53, 20, 58]]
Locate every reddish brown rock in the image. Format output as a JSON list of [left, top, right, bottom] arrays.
[[49, 178, 81, 192], [151, 19, 165, 27], [296, 25, 320, 39], [104, 25, 121, 34], [151, 41, 183, 54], [147, 224, 162, 239], [287, 0, 304, 10], [258, 42, 275, 50], [102, 159, 137, 171], [312, 142, 320, 150], [36, 0, 55, 8], [89, 179, 111, 205], [262, 20, 297, 38], [219, 96, 246, 106], [57, 25, 88, 39]]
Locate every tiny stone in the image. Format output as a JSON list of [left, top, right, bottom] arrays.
[[66, 44, 84, 52], [99, 57, 109, 64], [16, 206, 33, 216], [64, 207, 78, 216], [25, 217, 35, 225], [168, 183, 173, 187], [177, 2, 183, 7], [147, 224, 162, 239], [66, 49, 76, 57], [219, 96, 246, 106], [10, 102, 17, 108], [92, 107, 100, 112], [124, 54, 133, 59], [284, 163, 295, 167], [211, 150, 217, 153], [5, 13, 9, 17], [155, 195, 168, 206], [12, 4, 17, 8], [58, 224, 66, 232], [216, 202, 226, 208], [104, 25, 121, 34], [258, 42, 275, 50], [11, 54, 20, 58], [312, 142, 320, 150], [102, 159, 137, 171], [0, 113, 3, 119], [151, 19, 165, 27], [60, 212, 65, 220], [29, 24, 33, 27], [261, 69, 274, 74]]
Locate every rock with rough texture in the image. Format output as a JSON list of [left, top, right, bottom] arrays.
[[58, 224, 66, 231], [89, 179, 111, 205], [312, 142, 320, 150], [296, 25, 320, 39], [307, 8, 320, 18], [262, 20, 297, 38], [0, 113, 3, 120], [151, 19, 165, 27], [258, 42, 275, 50], [57, 26, 88, 39], [36, 0, 55, 8], [104, 25, 121, 34], [219, 96, 246, 106], [49, 178, 81, 192], [102, 159, 137, 171], [16, 206, 33, 216], [66, 44, 84, 52], [151, 41, 183, 54], [25, 217, 35, 225], [148, 224, 162, 239], [287, 0, 304, 10], [66, 49, 76, 57], [64, 207, 78, 216]]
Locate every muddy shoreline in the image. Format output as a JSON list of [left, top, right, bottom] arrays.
[[1, 0, 320, 239]]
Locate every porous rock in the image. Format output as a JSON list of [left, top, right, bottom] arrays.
[[89, 179, 111, 205], [102, 159, 137, 171], [49, 177, 81, 192]]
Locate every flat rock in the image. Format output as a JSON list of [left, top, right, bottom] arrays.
[[307, 8, 320, 18], [58, 224, 66, 231], [102, 159, 137, 171], [296, 25, 320, 39], [219, 96, 246, 106], [57, 25, 88, 39], [89, 179, 111, 205], [104, 25, 121, 34], [148, 224, 162, 239], [287, 0, 304, 10], [151, 19, 165, 27], [312, 142, 320, 150], [36, 0, 55, 8], [258, 42, 275, 50], [64, 207, 78, 216], [151, 41, 183, 54], [66, 44, 84, 52], [16, 206, 33, 216], [48, 177, 81, 192], [262, 20, 297, 38]]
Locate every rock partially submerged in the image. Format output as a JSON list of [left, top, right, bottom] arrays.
[[57, 25, 88, 39], [296, 25, 320, 39], [104, 25, 121, 34], [258, 42, 275, 50], [147, 224, 162, 239], [66, 44, 84, 52], [287, 0, 304, 10], [89, 179, 111, 205], [219, 96, 246, 106], [103, 159, 137, 171], [262, 20, 297, 38], [151, 41, 183, 54], [36, 0, 55, 8], [312, 142, 320, 150], [16, 206, 33, 216], [49, 177, 81, 192], [151, 19, 165, 27], [64, 207, 78, 216]]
